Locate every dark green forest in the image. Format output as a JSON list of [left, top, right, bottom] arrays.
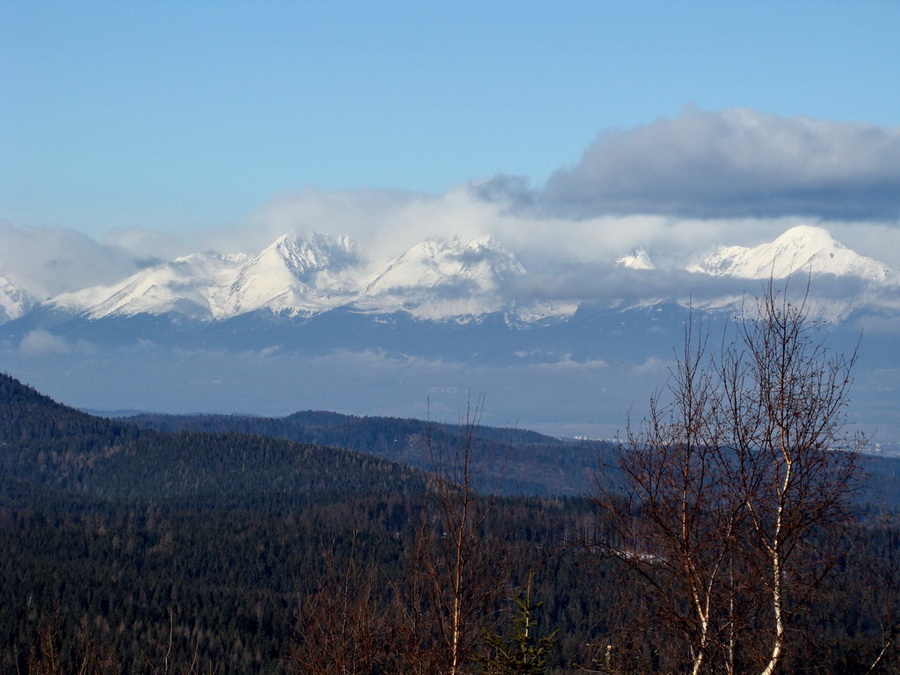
[[2, 372, 900, 673], [124, 409, 607, 498]]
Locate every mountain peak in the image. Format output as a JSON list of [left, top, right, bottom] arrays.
[[225, 233, 360, 317], [616, 248, 656, 270], [358, 235, 526, 320], [269, 232, 358, 277], [687, 225, 895, 282], [0, 273, 36, 322], [50, 251, 248, 320]]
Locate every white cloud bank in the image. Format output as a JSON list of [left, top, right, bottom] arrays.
[[0, 221, 145, 298]]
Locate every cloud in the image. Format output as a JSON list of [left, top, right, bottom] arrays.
[[237, 188, 771, 300], [5, 201, 894, 317], [530, 107, 900, 221], [18, 330, 73, 356], [0, 221, 143, 297], [192, 186, 509, 281], [103, 228, 193, 266], [633, 356, 671, 376]]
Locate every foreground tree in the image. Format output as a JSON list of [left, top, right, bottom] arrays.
[[478, 570, 557, 675], [398, 397, 514, 675], [290, 542, 392, 674], [596, 281, 864, 674], [722, 282, 862, 673]]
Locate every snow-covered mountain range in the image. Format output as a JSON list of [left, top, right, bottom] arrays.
[[36, 234, 540, 324], [4, 223, 898, 440], [2, 225, 898, 328], [357, 236, 526, 320]]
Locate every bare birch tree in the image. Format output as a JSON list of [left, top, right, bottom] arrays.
[[597, 313, 746, 674], [290, 541, 391, 674], [403, 396, 513, 675], [596, 281, 863, 674], [722, 281, 861, 674]]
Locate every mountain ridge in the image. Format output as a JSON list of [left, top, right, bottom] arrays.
[[5, 225, 897, 328]]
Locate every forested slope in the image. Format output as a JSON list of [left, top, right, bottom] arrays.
[[127, 410, 611, 496], [3, 372, 900, 673], [0, 373, 606, 672], [1, 374, 426, 502]]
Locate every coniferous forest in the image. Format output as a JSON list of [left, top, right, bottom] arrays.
[[2, 368, 900, 673]]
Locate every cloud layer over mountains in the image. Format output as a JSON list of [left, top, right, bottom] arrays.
[[1, 109, 898, 281]]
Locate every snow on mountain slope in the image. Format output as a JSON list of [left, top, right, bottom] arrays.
[[687, 225, 896, 282], [0, 274, 35, 323], [47, 234, 362, 321], [224, 233, 360, 317], [616, 248, 656, 270], [356, 236, 526, 320], [52, 252, 248, 320], [25, 225, 899, 327], [683, 226, 900, 322]]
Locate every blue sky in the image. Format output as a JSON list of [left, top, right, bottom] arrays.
[[3, 1, 899, 239]]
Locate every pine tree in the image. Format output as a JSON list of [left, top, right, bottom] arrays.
[[479, 571, 557, 675]]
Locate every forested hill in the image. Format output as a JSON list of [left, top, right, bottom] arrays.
[[0, 373, 140, 442], [127, 410, 612, 496], [0, 372, 606, 673], [0, 372, 426, 502], [0, 372, 438, 672]]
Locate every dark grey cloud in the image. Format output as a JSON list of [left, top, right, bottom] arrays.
[[470, 174, 537, 209], [528, 108, 900, 221]]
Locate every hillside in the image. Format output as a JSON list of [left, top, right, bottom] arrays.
[[0, 372, 426, 502], [126, 409, 609, 497], [0, 372, 604, 672]]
